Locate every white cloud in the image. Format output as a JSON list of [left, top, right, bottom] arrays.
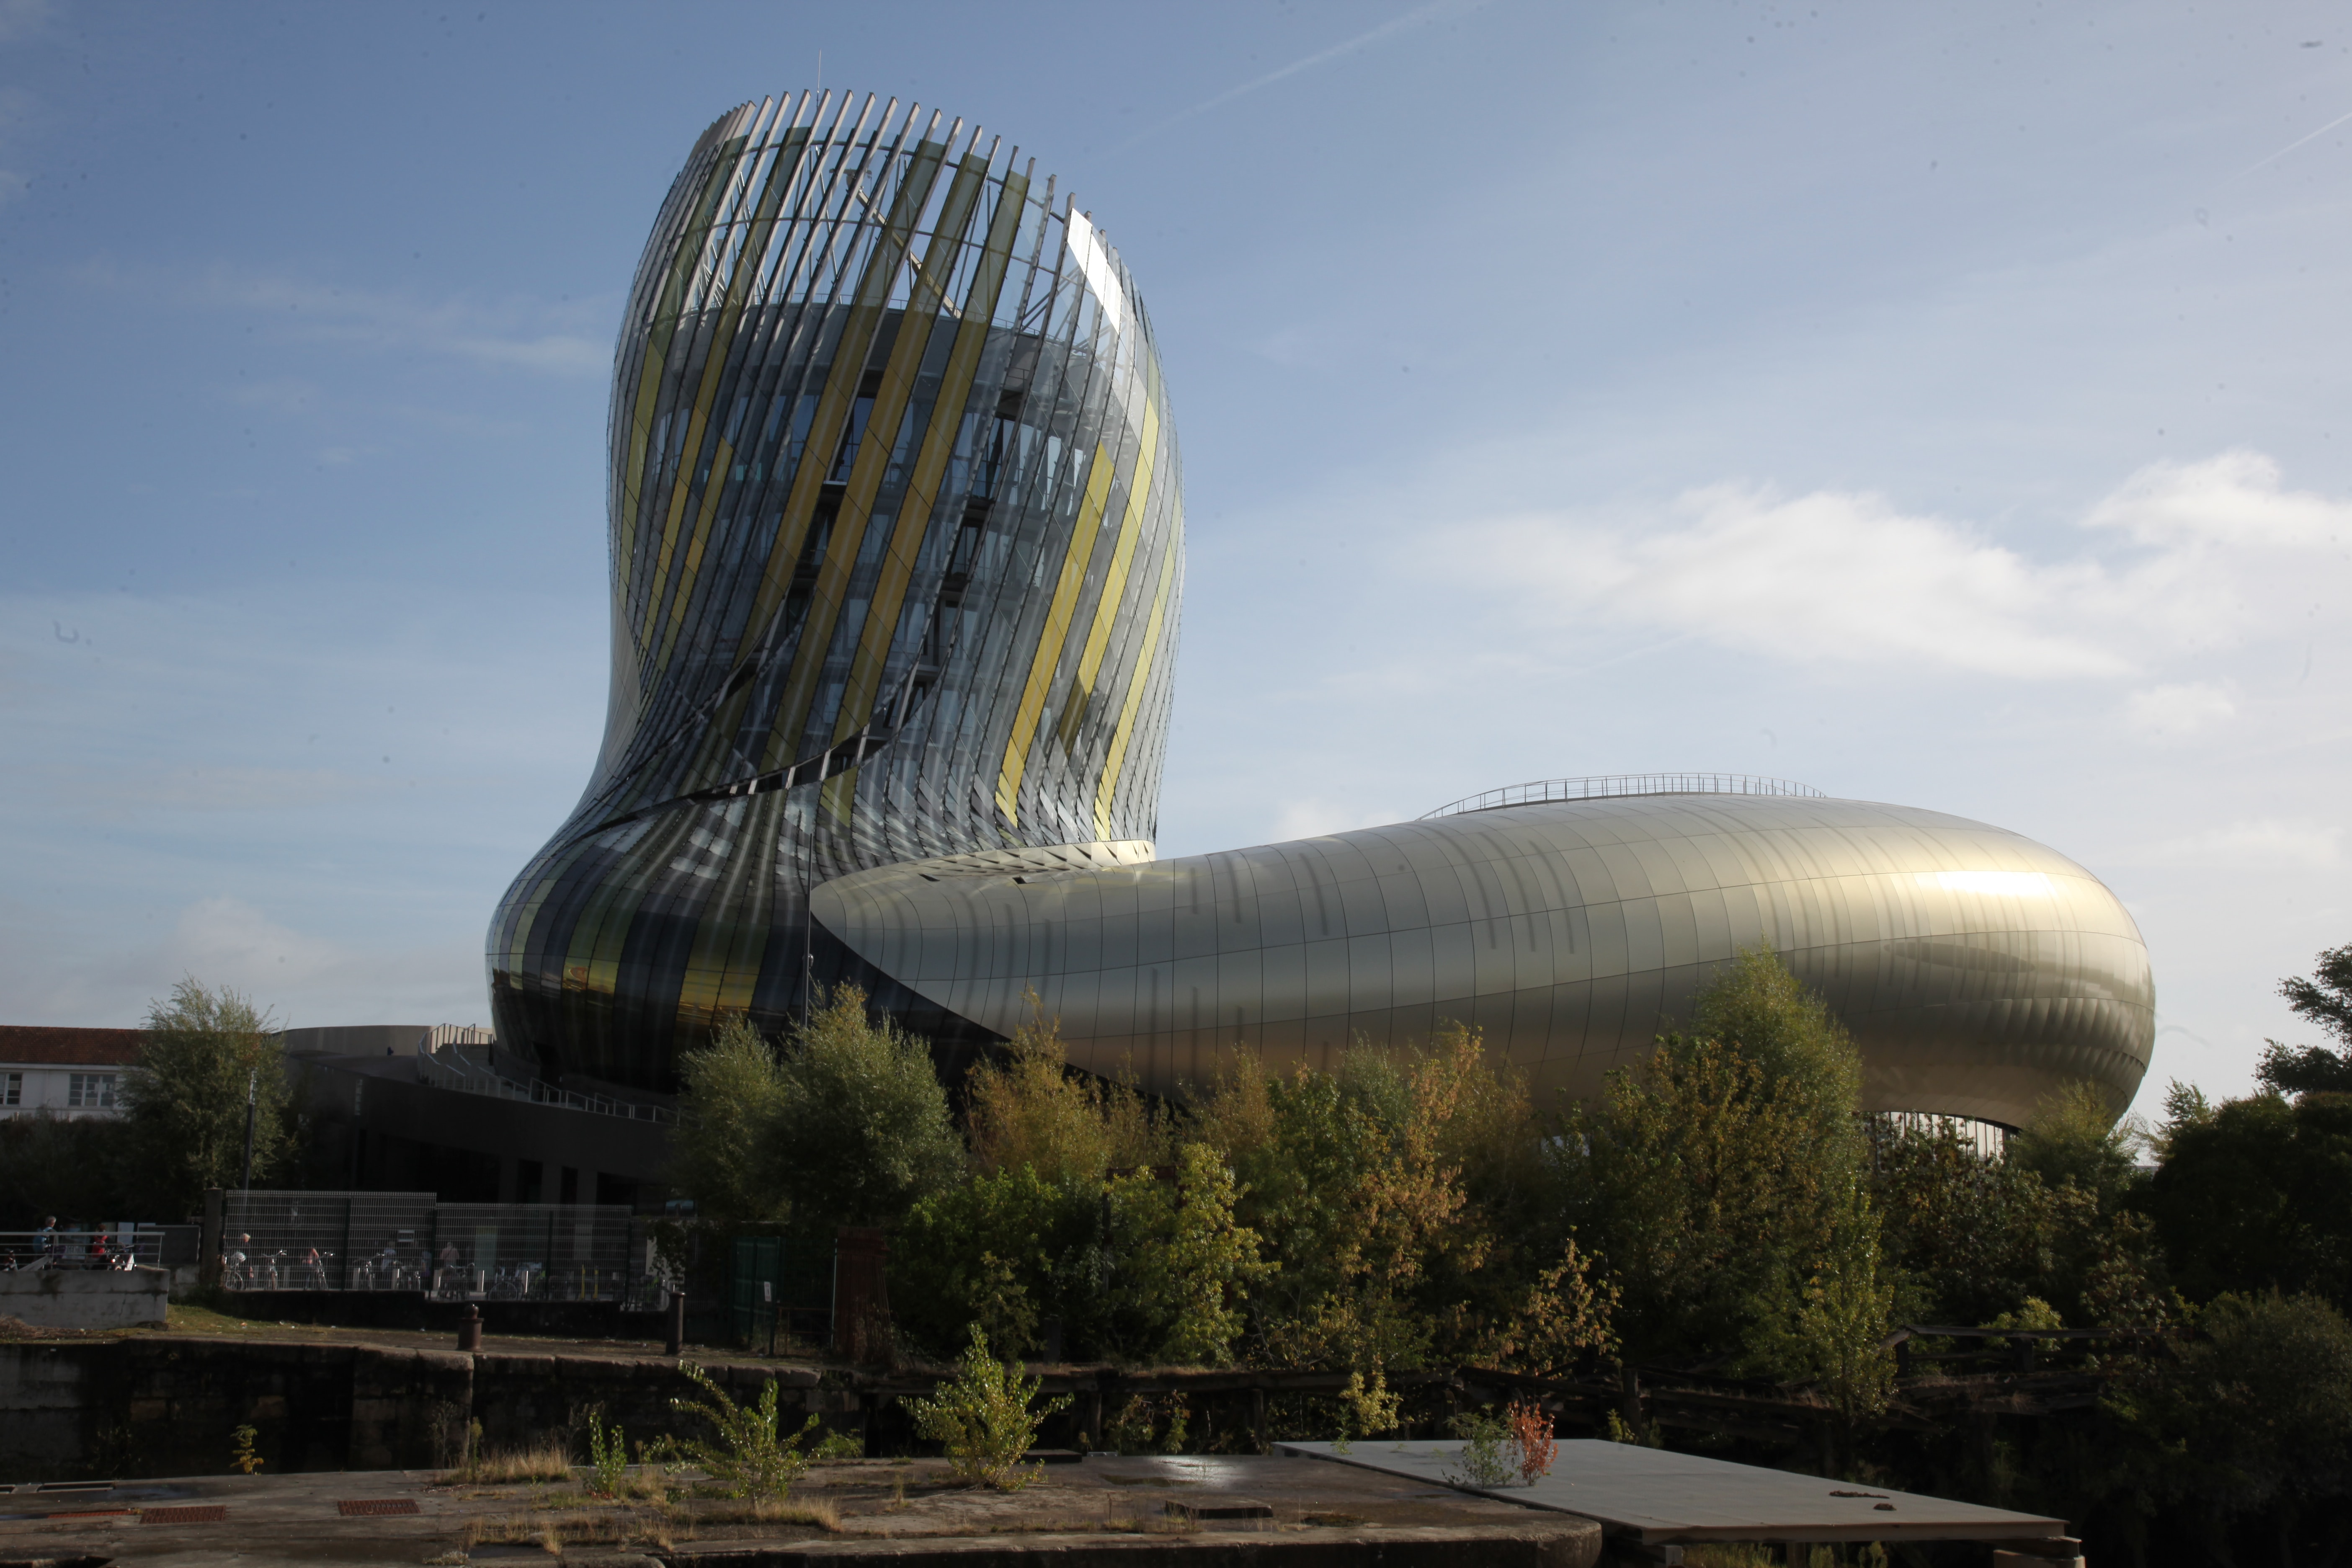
[[2087, 449, 2352, 550], [2122, 681, 2236, 738], [1267, 797, 1406, 842], [1439, 448, 2352, 682]]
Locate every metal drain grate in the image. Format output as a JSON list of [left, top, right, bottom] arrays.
[[337, 1498, 421, 1516], [140, 1504, 228, 1524]]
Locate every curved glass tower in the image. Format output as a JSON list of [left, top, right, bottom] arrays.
[[490, 94, 1183, 1092]]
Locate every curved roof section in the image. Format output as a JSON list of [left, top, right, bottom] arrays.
[[811, 793, 2154, 1127]]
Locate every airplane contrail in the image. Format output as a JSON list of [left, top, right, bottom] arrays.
[[2232, 103, 2352, 182], [1093, 0, 1487, 164]]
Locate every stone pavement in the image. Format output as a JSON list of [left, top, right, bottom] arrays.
[[0, 1452, 1602, 1568]]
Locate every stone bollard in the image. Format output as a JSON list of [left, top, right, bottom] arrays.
[[457, 1303, 483, 1353], [665, 1287, 686, 1357]]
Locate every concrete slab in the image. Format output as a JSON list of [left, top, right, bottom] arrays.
[[1274, 1439, 2068, 1548], [0, 1454, 1601, 1567]]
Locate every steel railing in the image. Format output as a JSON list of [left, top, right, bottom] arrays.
[[1421, 773, 1828, 820]]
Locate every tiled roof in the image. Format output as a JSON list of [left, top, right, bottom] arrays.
[[0, 1026, 143, 1066]]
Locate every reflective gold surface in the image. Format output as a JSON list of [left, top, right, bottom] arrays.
[[811, 794, 2153, 1126]]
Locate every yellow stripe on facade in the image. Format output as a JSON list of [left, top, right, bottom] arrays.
[[616, 137, 767, 613], [828, 163, 1027, 751], [1056, 396, 1158, 751], [996, 444, 1114, 824], [681, 141, 948, 793], [1094, 540, 1177, 840], [642, 141, 802, 671], [751, 139, 954, 771]]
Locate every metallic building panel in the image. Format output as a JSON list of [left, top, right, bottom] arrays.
[[809, 794, 2154, 1126], [488, 93, 1184, 1090]]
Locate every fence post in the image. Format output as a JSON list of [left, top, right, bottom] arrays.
[[199, 1188, 224, 1288]]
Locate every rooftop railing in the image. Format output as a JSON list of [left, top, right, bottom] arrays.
[[1421, 774, 1828, 821], [414, 1047, 673, 1125]]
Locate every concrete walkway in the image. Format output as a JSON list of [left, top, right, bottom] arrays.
[[0, 1453, 1601, 1567]]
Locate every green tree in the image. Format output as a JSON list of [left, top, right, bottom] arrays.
[[2108, 1291, 2352, 1560], [668, 986, 961, 1230], [668, 1012, 791, 1226], [1565, 948, 1872, 1377], [1104, 1142, 1271, 1365], [121, 978, 291, 1215], [2258, 943, 2352, 1096], [0, 1114, 137, 1228], [2009, 1080, 2144, 1214], [1872, 1117, 2106, 1328], [892, 1163, 1100, 1359], [1200, 1032, 1493, 1383], [769, 985, 962, 1228], [2137, 1088, 2352, 1309], [964, 1001, 1167, 1185]]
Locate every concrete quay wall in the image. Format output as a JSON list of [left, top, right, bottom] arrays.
[[0, 1265, 168, 1328], [0, 1337, 825, 1481]]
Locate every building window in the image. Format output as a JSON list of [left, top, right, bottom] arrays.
[[0, 1074, 18, 1106], [67, 1073, 116, 1109]]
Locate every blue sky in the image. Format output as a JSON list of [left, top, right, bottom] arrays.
[[4, 0, 2349, 1123]]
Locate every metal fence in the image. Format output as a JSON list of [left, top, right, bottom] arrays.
[[218, 1191, 661, 1304], [726, 1235, 836, 1352], [0, 1226, 165, 1271], [1420, 773, 1828, 820]]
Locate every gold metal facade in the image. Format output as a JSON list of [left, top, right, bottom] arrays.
[[488, 95, 1184, 1090], [810, 793, 2155, 1129]]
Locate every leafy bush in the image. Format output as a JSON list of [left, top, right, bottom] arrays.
[[647, 1362, 822, 1499], [906, 1326, 1071, 1490], [585, 1408, 627, 1498], [1444, 1408, 1516, 1488]]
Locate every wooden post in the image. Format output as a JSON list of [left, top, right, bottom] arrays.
[[665, 1287, 686, 1357], [1252, 1386, 1269, 1454]]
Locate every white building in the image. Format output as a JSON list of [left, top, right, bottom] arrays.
[[0, 1027, 140, 1119]]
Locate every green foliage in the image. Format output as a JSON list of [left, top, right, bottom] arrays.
[[965, 1000, 1169, 1184], [1792, 1179, 1896, 1423], [2009, 1080, 2144, 1213], [1103, 1143, 1270, 1365], [2109, 1291, 2352, 1538], [771, 986, 963, 1228], [894, 1013, 1265, 1366], [1872, 1116, 2124, 1329], [2137, 1087, 2352, 1310], [905, 1326, 1070, 1489], [122, 978, 292, 1215], [2259, 943, 2352, 1096], [1444, 1407, 1516, 1488], [1200, 1025, 1582, 1383], [669, 1014, 792, 1226], [586, 1408, 628, 1498], [1103, 1391, 1191, 1454], [647, 1361, 821, 1499], [808, 1429, 864, 1461], [669, 987, 960, 1230], [0, 1112, 137, 1228], [892, 1165, 1099, 1360], [230, 1423, 263, 1475], [1563, 946, 1871, 1378]]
